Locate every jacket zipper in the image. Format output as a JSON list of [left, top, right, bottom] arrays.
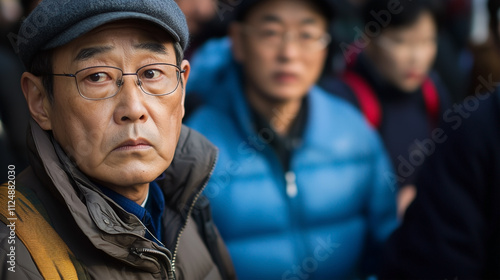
[[171, 153, 218, 278], [132, 247, 172, 280], [131, 150, 216, 280], [285, 170, 298, 198], [129, 152, 216, 280]]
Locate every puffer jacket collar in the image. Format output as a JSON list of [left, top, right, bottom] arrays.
[[26, 119, 218, 277]]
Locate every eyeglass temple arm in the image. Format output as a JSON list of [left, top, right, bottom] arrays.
[[51, 74, 76, 77]]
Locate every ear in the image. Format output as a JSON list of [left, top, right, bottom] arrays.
[[179, 59, 191, 119], [229, 22, 245, 63], [21, 72, 53, 130]]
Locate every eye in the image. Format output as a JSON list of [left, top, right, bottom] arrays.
[[390, 36, 405, 45], [300, 32, 315, 40], [86, 72, 110, 83], [142, 69, 162, 79], [259, 28, 281, 38]]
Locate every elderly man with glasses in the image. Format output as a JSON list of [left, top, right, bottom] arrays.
[[186, 0, 398, 279], [0, 0, 236, 279]]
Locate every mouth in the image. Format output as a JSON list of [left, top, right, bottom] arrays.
[[405, 72, 424, 81], [273, 71, 299, 84], [114, 138, 152, 152]]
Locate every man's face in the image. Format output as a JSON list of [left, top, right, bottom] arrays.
[[369, 11, 437, 93], [231, 0, 329, 103], [41, 21, 189, 190]]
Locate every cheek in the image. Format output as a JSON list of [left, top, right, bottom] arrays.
[[305, 52, 327, 78], [154, 96, 184, 156], [50, 98, 109, 168], [244, 44, 274, 69], [423, 45, 438, 68], [243, 57, 271, 86], [384, 51, 405, 70], [59, 117, 107, 167], [379, 51, 407, 80]]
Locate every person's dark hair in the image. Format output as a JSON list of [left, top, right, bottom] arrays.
[[488, 0, 500, 47], [363, 0, 443, 31], [28, 41, 184, 103], [234, 0, 335, 23], [30, 49, 55, 103]]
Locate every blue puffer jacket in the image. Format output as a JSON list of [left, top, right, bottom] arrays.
[[186, 37, 398, 280]]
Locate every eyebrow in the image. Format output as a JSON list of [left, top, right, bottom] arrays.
[[73, 42, 168, 62], [74, 46, 113, 61], [301, 18, 318, 25], [258, 15, 320, 26], [259, 15, 282, 24], [133, 42, 168, 55]]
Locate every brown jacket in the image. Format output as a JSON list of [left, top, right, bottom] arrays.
[[0, 120, 235, 280]]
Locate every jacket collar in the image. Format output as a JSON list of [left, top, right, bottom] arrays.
[[223, 61, 332, 152]]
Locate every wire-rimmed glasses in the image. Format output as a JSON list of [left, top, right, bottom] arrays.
[[51, 63, 185, 100]]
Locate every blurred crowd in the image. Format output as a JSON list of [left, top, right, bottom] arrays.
[[1, 0, 499, 279]]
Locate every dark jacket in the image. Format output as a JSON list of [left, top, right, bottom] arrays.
[[0, 120, 235, 280], [379, 89, 500, 279]]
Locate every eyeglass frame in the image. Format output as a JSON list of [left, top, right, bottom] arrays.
[[50, 63, 186, 101], [242, 24, 332, 51]]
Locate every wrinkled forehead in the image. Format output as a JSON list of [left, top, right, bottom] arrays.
[[51, 20, 178, 70]]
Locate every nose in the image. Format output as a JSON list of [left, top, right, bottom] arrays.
[[277, 32, 301, 63], [113, 75, 149, 124], [405, 50, 424, 76]]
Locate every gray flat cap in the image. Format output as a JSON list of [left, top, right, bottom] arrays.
[[17, 0, 189, 69]]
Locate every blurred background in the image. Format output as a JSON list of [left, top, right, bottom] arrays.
[[1, 0, 497, 171]]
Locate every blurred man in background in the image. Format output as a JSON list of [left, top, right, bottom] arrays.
[[187, 0, 398, 279]]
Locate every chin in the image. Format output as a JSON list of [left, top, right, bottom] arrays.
[[103, 172, 161, 190], [396, 80, 421, 93], [91, 162, 167, 188], [403, 85, 421, 93], [266, 88, 306, 103]]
